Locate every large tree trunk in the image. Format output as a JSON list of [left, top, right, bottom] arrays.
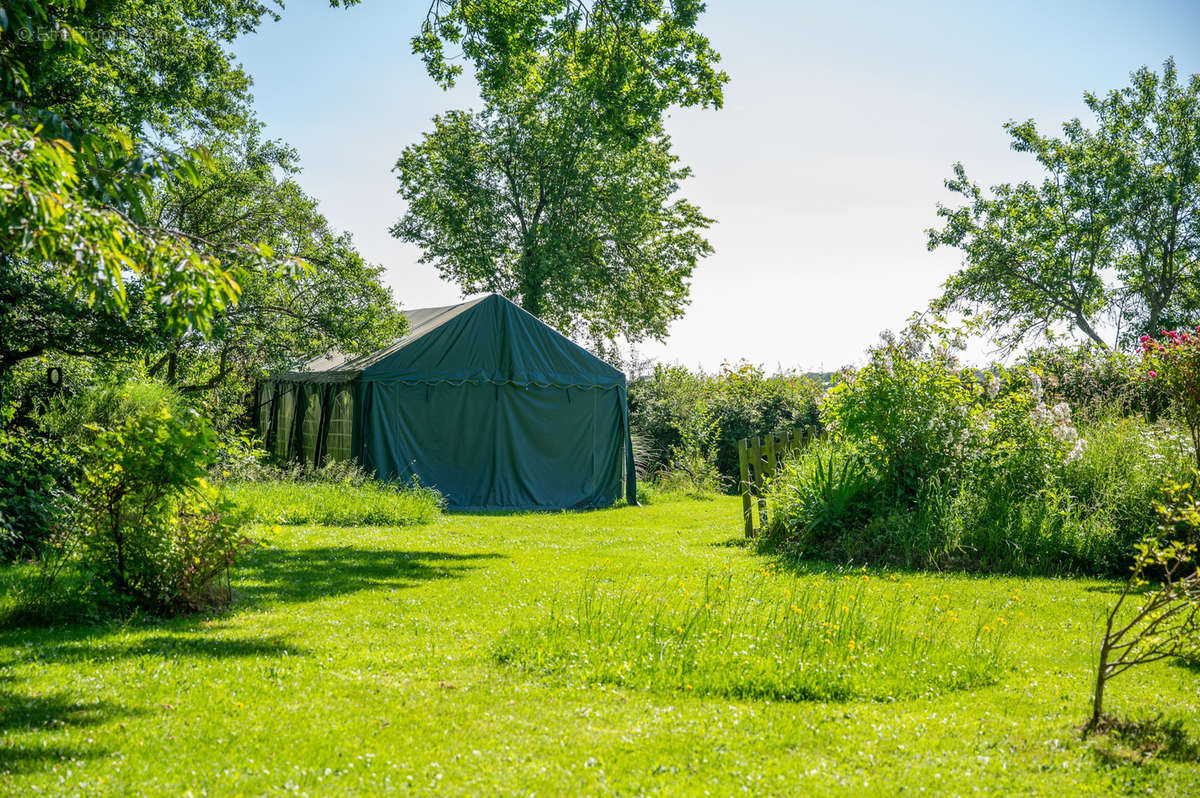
[[518, 249, 545, 318]]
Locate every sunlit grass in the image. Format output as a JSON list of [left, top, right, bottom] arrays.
[[228, 480, 443, 526], [496, 566, 1006, 701], [0, 495, 1198, 795]]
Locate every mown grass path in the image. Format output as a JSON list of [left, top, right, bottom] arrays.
[[2, 497, 1199, 795]]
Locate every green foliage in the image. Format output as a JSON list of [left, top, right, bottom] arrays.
[[395, 0, 724, 349], [0, 1, 311, 372], [65, 381, 246, 614], [767, 329, 1190, 575], [392, 102, 711, 349], [821, 327, 982, 500], [629, 362, 822, 485], [763, 444, 872, 553], [1024, 344, 1168, 420], [146, 133, 406, 426], [229, 481, 444, 528], [1142, 329, 1200, 469], [411, 1, 727, 127], [495, 567, 1004, 702], [0, 425, 73, 562], [929, 59, 1200, 349], [0, 120, 257, 349]]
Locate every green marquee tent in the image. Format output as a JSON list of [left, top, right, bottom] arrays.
[[254, 293, 637, 510]]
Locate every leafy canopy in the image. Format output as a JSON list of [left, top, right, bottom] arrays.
[[930, 59, 1200, 351], [147, 133, 406, 423], [396, 1, 725, 349], [0, 0, 334, 356]]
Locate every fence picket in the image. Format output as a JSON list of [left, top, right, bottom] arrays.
[[736, 426, 811, 537]]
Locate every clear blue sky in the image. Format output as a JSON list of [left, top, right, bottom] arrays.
[[232, 0, 1200, 370]]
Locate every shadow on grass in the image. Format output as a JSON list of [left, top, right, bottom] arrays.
[[234, 546, 505, 605], [0, 690, 136, 734], [7, 634, 306, 666], [0, 741, 112, 775], [0, 545, 504, 778], [0, 687, 132, 774], [1171, 656, 1200, 673], [1089, 713, 1200, 765]]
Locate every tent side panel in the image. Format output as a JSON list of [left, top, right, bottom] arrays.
[[493, 384, 622, 510], [360, 382, 497, 505], [360, 381, 622, 510]]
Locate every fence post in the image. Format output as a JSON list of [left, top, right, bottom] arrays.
[[738, 438, 753, 537]]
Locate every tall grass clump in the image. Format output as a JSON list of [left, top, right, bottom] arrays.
[[764, 322, 1192, 576], [230, 479, 442, 527], [495, 567, 1005, 702]]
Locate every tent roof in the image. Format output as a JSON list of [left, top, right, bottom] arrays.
[[282, 293, 624, 388]]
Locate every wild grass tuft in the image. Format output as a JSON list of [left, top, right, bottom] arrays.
[[495, 566, 1006, 702], [229, 480, 443, 527]]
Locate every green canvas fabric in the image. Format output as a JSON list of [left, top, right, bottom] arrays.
[[264, 294, 636, 510], [360, 382, 625, 510]]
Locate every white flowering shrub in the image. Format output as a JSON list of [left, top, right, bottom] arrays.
[[767, 323, 1190, 575]]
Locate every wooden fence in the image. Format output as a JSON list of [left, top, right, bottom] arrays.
[[737, 427, 811, 537]]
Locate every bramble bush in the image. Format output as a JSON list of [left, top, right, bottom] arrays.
[[765, 324, 1191, 575]]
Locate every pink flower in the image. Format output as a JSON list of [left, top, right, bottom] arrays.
[[1149, 370, 1158, 378]]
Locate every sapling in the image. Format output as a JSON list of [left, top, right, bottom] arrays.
[[1086, 479, 1200, 735]]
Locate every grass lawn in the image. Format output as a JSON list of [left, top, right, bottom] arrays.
[[2, 495, 1199, 795]]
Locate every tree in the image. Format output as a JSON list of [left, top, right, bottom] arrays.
[[412, 0, 726, 135], [929, 59, 1200, 351], [0, 1, 293, 368], [1, 1, 372, 380], [393, 103, 711, 346], [1087, 480, 1200, 735], [147, 133, 406, 423], [1095, 61, 1200, 339], [395, 2, 724, 349]]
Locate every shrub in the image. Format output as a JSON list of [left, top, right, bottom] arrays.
[[762, 442, 873, 553], [0, 425, 74, 562], [1024, 344, 1167, 420], [821, 328, 980, 502], [1142, 328, 1200, 469], [629, 362, 821, 488], [766, 325, 1188, 576], [65, 382, 247, 614]]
